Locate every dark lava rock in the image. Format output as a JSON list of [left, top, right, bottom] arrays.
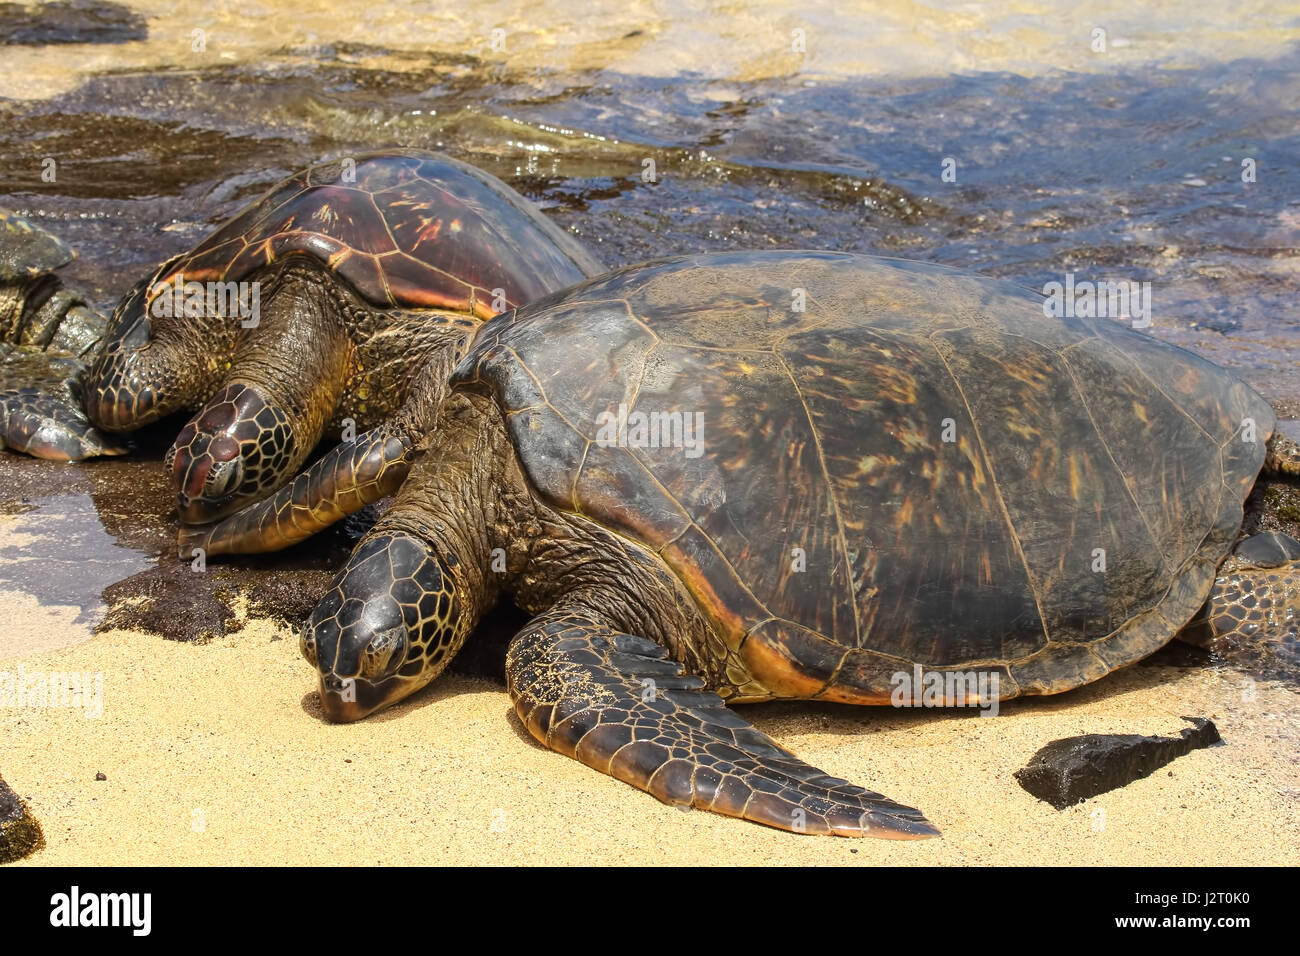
[[0, 774, 44, 864], [1015, 717, 1221, 809], [0, 0, 146, 45], [100, 561, 237, 642]]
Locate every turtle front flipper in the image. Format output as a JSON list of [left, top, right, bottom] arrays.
[[178, 421, 413, 557], [1, 336, 127, 461], [176, 344, 459, 556], [506, 608, 939, 839], [0, 210, 123, 460], [0, 384, 128, 460]]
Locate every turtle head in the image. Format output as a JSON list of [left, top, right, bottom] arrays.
[[168, 382, 296, 523], [302, 533, 467, 722], [86, 264, 205, 432]]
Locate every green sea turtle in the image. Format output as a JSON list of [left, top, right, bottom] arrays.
[[2, 151, 602, 530], [296, 251, 1300, 837], [0, 208, 125, 459]]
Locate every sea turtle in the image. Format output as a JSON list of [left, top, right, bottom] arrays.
[[296, 251, 1300, 837], [0, 208, 125, 459], [2, 151, 602, 531]]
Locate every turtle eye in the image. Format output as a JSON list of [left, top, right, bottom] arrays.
[[204, 457, 246, 499], [116, 309, 152, 351], [359, 626, 409, 680]]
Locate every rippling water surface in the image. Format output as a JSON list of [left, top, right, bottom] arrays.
[[0, 1, 1297, 659], [2, 1, 1297, 407]]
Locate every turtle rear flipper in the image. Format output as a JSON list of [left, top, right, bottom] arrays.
[[506, 608, 939, 839], [0, 386, 127, 460], [1194, 535, 1300, 679]]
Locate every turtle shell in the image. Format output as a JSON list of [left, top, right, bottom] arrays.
[[454, 251, 1274, 703], [139, 149, 601, 319]]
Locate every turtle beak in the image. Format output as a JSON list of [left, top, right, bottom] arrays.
[[302, 532, 466, 723], [302, 603, 413, 722], [316, 672, 400, 723]]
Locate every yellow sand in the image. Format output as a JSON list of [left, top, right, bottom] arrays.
[[2, 613, 1297, 866]]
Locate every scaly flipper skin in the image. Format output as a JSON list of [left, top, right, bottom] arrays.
[[178, 421, 412, 557], [506, 607, 939, 838], [177, 342, 459, 556], [0, 385, 127, 460], [1208, 564, 1300, 642], [0, 210, 122, 460], [1200, 533, 1300, 677]]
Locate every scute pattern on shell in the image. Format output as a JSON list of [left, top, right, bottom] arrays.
[[139, 150, 600, 318], [454, 251, 1275, 701]]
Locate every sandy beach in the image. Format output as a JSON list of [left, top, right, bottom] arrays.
[[2, 609, 1296, 866]]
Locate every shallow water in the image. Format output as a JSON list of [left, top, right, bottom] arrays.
[[3, 4, 1297, 401], [0, 492, 151, 626], [0, 1, 1298, 672]]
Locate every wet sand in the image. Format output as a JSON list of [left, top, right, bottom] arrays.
[[1, 614, 1296, 865]]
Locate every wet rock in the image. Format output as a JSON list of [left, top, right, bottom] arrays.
[[99, 559, 342, 643], [0, 774, 44, 863], [100, 561, 238, 642], [1243, 478, 1300, 540], [1015, 717, 1221, 809], [1231, 530, 1300, 567], [0, 0, 146, 46]]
